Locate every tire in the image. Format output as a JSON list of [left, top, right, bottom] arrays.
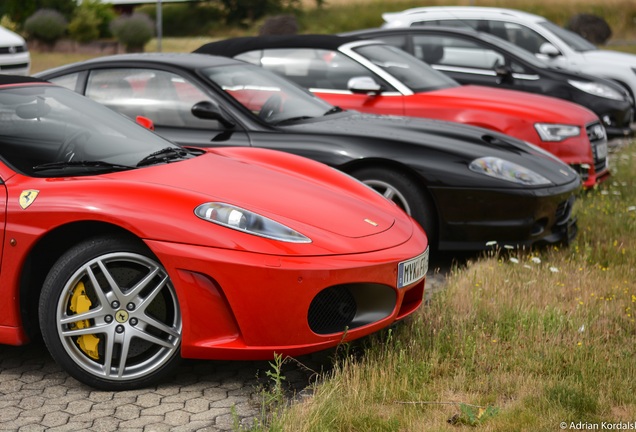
[[39, 236, 182, 390], [351, 167, 437, 246]]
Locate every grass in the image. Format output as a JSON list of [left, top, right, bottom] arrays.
[[30, 37, 218, 74], [250, 140, 636, 430], [295, 0, 636, 39]]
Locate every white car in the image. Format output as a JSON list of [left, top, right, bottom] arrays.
[[382, 6, 636, 110], [0, 25, 30, 76]]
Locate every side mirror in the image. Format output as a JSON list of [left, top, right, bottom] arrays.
[[136, 115, 155, 131], [347, 76, 383, 95], [538, 43, 560, 58], [16, 99, 51, 119], [494, 65, 513, 85], [191, 101, 235, 129]]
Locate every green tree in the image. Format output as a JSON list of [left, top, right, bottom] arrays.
[[68, 7, 100, 43], [24, 9, 67, 44], [1, 0, 76, 26], [110, 13, 154, 52]]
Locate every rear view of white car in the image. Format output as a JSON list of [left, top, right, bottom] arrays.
[[0, 25, 30, 76], [382, 6, 636, 111]]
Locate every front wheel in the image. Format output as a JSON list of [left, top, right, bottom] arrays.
[[351, 167, 437, 246], [39, 236, 182, 390]]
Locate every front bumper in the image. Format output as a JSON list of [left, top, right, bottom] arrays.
[[430, 179, 580, 251], [541, 121, 609, 189], [146, 229, 428, 360]]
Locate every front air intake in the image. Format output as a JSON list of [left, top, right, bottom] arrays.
[[307, 283, 397, 335]]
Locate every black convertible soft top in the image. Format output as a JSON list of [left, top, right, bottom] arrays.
[[193, 34, 364, 57], [0, 75, 47, 86]]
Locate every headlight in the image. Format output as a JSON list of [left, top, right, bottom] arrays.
[[469, 157, 551, 185], [568, 80, 625, 101], [534, 123, 580, 142], [195, 202, 311, 243]]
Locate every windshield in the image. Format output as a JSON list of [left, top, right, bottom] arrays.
[[351, 43, 458, 93], [0, 84, 184, 177], [539, 21, 597, 52], [200, 64, 335, 125]]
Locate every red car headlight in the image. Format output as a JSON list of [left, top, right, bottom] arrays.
[[195, 202, 312, 243]]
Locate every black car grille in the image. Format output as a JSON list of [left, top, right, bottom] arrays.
[[0, 45, 26, 55], [586, 122, 608, 175], [0, 63, 29, 71]]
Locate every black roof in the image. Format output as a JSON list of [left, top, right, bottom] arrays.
[[0, 75, 47, 86], [194, 34, 365, 57], [34, 53, 243, 78]]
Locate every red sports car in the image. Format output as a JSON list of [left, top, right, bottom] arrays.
[[195, 35, 610, 188], [0, 76, 428, 390]]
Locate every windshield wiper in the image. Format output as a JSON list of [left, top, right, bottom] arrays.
[[136, 147, 191, 167], [33, 160, 135, 172], [273, 116, 315, 126], [323, 106, 343, 116]]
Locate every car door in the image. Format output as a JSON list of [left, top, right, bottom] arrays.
[[49, 68, 251, 148], [235, 47, 406, 116], [412, 33, 548, 96], [410, 33, 507, 88]]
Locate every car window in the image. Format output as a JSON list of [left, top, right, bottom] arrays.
[[0, 85, 180, 177], [411, 19, 473, 29], [352, 44, 457, 92], [373, 35, 408, 51], [539, 20, 596, 52], [48, 73, 81, 92], [498, 22, 551, 55], [413, 19, 551, 55], [85, 68, 216, 129], [201, 63, 333, 125], [236, 48, 384, 91], [412, 34, 505, 69]]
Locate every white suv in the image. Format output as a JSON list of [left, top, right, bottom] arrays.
[[0, 25, 30, 76], [382, 6, 636, 108]]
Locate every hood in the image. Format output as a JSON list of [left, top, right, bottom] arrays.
[[285, 111, 533, 156], [581, 49, 636, 66], [428, 85, 599, 123], [111, 150, 400, 240], [0, 26, 26, 46], [282, 112, 579, 186]]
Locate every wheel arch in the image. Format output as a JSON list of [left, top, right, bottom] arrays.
[[608, 78, 636, 106], [19, 221, 144, 340]]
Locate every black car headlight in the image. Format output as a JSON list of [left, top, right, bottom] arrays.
[[195, 202, 311, 243], [534, 123, 580, 142], [568, 79, 625, 101], [469, 157, 551, 186]]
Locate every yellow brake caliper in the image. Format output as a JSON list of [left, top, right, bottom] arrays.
[[69, 281, 100, 360]]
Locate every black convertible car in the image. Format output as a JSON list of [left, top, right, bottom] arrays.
[[343, 27, 634, 138], [37, 53, 581, 251]]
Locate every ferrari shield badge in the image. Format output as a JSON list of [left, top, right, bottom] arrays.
[[19, 190, 39, 209]]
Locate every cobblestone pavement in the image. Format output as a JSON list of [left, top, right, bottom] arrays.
[[0, 263, 450, 432], [0, 339, 342, 432]]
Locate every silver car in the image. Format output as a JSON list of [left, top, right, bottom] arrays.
[[382, 6, 636, 112]]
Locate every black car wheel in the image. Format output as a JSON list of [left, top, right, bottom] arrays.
[[352, 167, 437, 244], [39, 236, 182, 390]]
